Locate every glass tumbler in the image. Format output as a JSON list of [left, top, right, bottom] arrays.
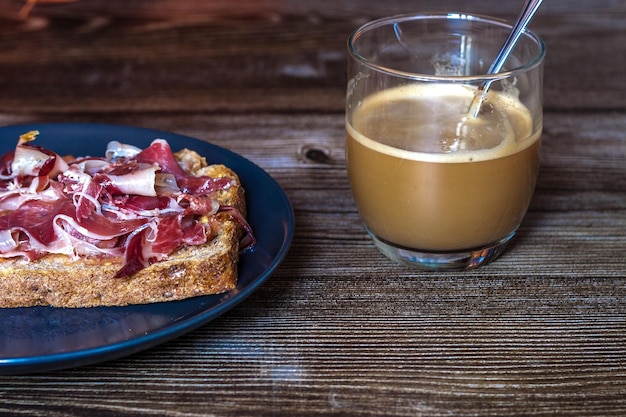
[[345, 13, 545, 270]]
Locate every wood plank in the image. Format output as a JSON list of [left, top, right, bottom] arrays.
[[0, 1, 624, 112], [1, 0, 624, 21]]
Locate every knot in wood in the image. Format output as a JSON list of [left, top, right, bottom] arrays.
[[301, 145, 331, 164]]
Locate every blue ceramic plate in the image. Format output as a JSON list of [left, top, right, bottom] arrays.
[[0, 123, 294, 375]]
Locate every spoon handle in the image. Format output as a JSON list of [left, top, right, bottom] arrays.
[[468, 0, 544, 117], [489, 0, 544, 74]]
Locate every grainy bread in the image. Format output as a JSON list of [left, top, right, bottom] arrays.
[[0, 149, 247, 308]]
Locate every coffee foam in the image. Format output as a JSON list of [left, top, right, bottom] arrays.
[[347, 84, 540, 163]]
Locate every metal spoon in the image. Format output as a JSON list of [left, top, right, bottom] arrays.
[[466, 0, 544, 119]]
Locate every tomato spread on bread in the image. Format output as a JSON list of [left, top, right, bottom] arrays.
[[0, 131, 254, 278]]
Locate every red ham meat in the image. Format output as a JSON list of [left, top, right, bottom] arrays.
[[0, 131, 253, 278]]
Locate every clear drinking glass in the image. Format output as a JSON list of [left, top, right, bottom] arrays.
[[345, 13, 545, 270]]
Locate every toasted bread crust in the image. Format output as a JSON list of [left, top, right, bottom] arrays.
[[0, 149, 247, 308]]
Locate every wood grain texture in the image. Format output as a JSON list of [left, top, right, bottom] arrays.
[[0, 0, 624, 113], [0, 0, 625, 416]]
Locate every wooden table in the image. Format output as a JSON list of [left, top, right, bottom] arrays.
[[0, 0, 625, 415]]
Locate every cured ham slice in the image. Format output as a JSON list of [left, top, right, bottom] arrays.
[[0, 131, 252, 278]]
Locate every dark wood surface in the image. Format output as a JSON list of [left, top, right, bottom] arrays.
[[0, 0, 625, 415]]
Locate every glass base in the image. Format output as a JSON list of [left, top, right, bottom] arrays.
[[369, 231, 516, 271]]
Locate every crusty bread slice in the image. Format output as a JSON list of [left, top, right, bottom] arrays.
[[0, 150, 247, 308]]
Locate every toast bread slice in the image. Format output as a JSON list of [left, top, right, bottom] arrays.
[[0, 149, 247, 308]]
